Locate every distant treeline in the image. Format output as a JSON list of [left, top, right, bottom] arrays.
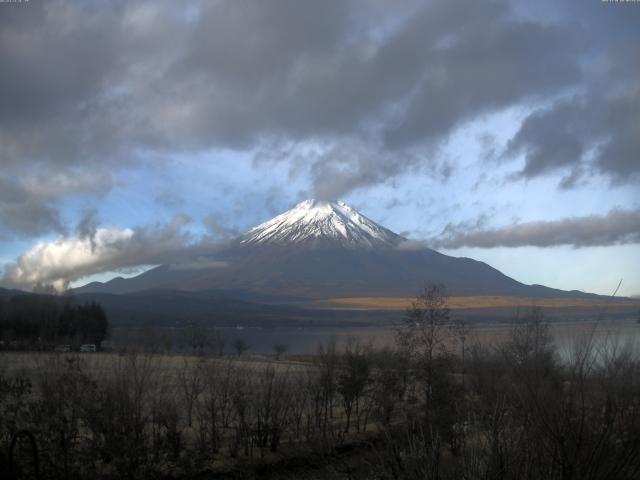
[[0, 294, 109, 348]]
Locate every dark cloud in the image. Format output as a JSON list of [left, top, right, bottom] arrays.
[[0, 2, 584, 157], [308, 141, 421, 200], [75, 209, 100, 251], [0, 0, 638, 240], [500, 0, 640, 185], [427, 208, 640, 249], [382, 2, 580, 147], [505, 88, 640, 185], [0, 201, 63, 238], [0, 1, 129, 168], [0, 177, 61, 237], [309, 143, 453, 201], [203, 212, 240, 239], [0, 170, 112, 238]]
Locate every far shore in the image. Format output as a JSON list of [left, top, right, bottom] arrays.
[[321, 295, 640, 311]]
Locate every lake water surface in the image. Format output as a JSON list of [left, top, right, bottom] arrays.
[[114, 318, 640, 356]]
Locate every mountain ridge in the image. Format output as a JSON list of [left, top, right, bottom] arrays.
[[70, 200, 601, 300]]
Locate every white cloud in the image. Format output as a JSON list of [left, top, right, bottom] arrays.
[[0, 214, 218, 292], [3, 228, 134, 291]]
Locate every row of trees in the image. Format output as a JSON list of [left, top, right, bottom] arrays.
[[0, 296, 109, 348], [1, 285, 639, 479], [142, 321, 260, 356]]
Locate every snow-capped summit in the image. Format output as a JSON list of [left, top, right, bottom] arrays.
[[239, 199, 404, 248]]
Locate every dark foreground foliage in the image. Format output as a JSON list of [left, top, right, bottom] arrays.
[[1, 286, 639, 479], [0, 296, 109, 349]]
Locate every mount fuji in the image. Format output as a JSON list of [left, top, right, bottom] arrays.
[[239, 200, 402, 248], [73, 200, 589, 300]]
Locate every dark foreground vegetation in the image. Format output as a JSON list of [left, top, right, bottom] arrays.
[[1, 285, 639, 479], [0, 295, 109, 350]]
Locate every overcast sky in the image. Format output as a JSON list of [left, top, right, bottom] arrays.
[[0, 0, 638, 296]]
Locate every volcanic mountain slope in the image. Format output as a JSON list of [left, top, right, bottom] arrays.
[[72, 200, 592, 299]]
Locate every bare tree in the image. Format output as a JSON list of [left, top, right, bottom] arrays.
[[233, 338, 249, 357], [315, 339, 340, 444], [185, 322, 210, 354], [252, 364, 294, 455], [178, 357, 205, 427], [371, 348, 408, 425], [451, 317, 470, 391], [398, 284, 451, 354], [397, 284, 455, 408], [338, 338, 371, 433], [196, 358, 238, 457], [273, 343, 288, 360], [211, 329, 226, 356]]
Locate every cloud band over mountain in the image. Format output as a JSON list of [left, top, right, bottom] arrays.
[[428, 208, 640, 249]]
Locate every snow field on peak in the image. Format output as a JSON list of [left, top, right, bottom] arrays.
[[239, 200, 402, 248]]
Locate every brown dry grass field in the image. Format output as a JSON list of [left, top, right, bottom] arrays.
[[0, 351, 311, 387], [321, 295, 640, 311]]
